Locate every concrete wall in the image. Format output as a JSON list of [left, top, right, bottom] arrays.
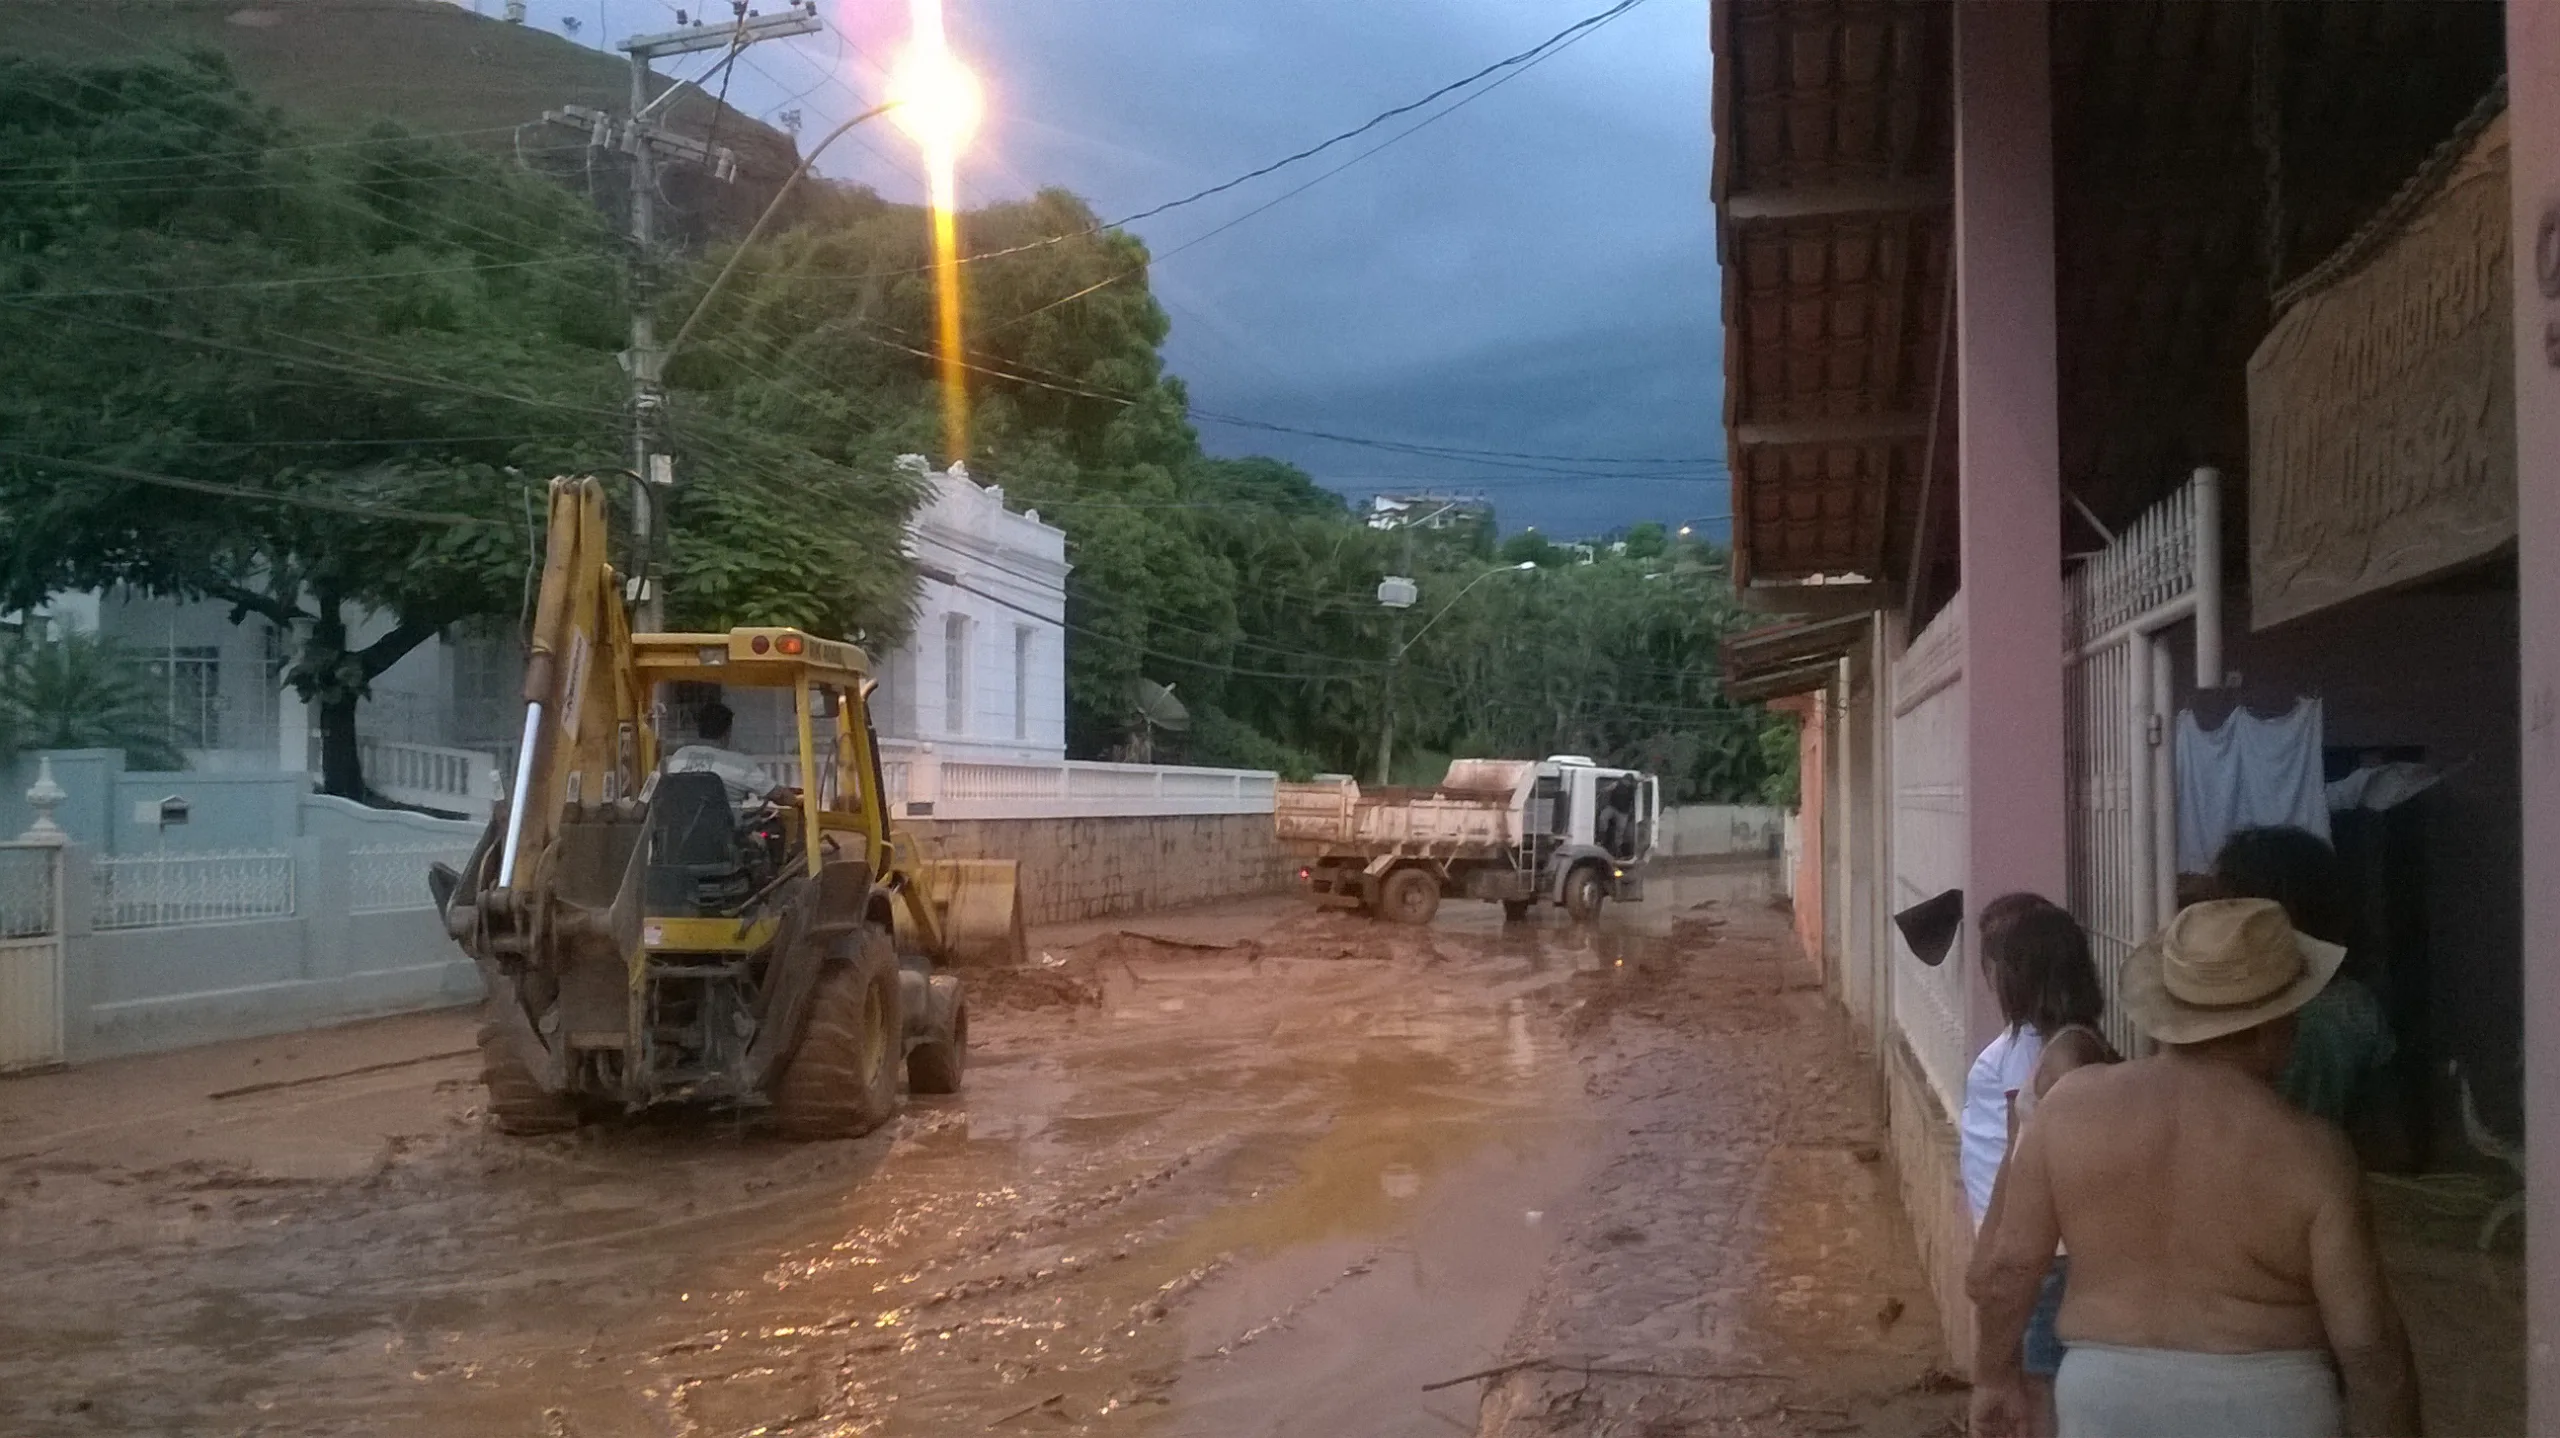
[[1654, 804, 1786, 861], [4, 749, 309, 855], [38, 793, 483, 1062], [1887, 1031, 1978, 1377], [903, 812, 1293, 926]]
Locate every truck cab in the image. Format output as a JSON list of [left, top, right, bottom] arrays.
[[1527, 755, 1659, 914]]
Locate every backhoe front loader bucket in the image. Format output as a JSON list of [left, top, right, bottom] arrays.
[[895, 858, 1028, 967]]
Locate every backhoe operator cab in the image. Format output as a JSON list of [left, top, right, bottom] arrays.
[[432, 478, 1017, 1138]]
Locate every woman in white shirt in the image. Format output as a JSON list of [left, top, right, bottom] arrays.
[[1960, 895, 2115, 1438]]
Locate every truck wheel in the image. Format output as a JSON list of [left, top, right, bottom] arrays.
[[772, 925, 904, 1140], [907, 993, 968, 1096], [478, 1004, 579, 1136], [1563, 865, 1607, 922], [1501, 899, 1533, 924], [1379, 867, 1441, 926]]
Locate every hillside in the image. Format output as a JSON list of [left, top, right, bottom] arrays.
[[0, 0, 810, 244]]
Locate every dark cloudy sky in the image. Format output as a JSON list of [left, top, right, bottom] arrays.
[[569, 0, 1726, 539]]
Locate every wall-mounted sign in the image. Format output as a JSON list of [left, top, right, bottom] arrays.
[[2247, 111, 2515, 630]]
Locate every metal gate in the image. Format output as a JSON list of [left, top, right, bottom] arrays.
[[2064, 469, 2221, 1058], [0, 842, 65, 1072]]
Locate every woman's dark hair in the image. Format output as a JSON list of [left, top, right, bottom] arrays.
[[1978, 891, 2048, 958], [1982, 895, 2103, 1035], [2212, 826, 2343, 944]]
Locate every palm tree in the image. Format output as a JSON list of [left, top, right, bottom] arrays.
[[0, 631, 186, 772]]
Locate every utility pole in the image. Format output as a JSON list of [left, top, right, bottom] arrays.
[[547, 1, 822, 630], [1376, 523, 1417, 786]]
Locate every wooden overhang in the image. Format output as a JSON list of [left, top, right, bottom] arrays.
[[1709, 2, 2504, 617], [1709, 0, 1951, 598], [1720, 612, 1871, 703]]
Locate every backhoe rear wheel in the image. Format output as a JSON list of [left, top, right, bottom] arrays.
[[1379, 866, 1442, 926], [478, 1004, 579, 1136], [771, 926, 903, 1140]]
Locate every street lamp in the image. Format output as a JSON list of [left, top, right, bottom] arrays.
[[1374, 560, 1536, 786], [892, 0, 985, 466], [662, 99, 905, 366]]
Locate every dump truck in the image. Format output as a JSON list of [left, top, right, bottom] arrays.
[[429, 476, 1023, 1136], [1276, 756, 1660, 924]]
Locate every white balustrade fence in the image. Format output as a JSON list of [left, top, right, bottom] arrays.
[[349, 843, 481, 914], [310, 736, 502, 819], [742, 742, 1277, 821], [94, 850, 296, 930]]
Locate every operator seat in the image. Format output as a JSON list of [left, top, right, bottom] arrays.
[[644, 771, 760, 915]]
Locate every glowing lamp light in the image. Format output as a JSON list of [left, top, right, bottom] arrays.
[[888, 45, 984, 154]]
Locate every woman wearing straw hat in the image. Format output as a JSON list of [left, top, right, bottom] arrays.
[[1967, 899, 2419, 1438]]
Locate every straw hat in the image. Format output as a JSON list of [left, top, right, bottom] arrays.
[[2121, 899, 2348, 1045]]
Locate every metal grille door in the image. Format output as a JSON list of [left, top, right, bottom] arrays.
[[2063, 470, 2221, 1058]]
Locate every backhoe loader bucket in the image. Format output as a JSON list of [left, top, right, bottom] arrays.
[[896, 858, 1029, 967]]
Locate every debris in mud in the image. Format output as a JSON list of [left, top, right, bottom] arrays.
[[969, 961, 1105, 1012], [1128, 1255, 1230, 1329], [976, 929, 1264, 1012]]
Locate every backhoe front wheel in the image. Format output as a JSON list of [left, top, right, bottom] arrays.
[[478, 1004, 579, 1136], [772, 926, 903, 1140]]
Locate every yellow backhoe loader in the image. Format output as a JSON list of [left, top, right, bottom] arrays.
[[428, 476, 1027, 1136]]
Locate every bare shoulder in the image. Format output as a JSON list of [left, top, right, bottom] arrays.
[[2033, 1053, 2135, 1117]]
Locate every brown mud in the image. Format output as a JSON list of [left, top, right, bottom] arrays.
[[0, 865, 1958, 1437]]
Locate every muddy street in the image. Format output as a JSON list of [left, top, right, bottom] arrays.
[[0, 863, 1957, 1437]]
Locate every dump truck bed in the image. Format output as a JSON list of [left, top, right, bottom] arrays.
[[1274, 772, 1525, 856]]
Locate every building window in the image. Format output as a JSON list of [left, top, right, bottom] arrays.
[[145, 646, 222, 751], [1013, 626, 1033, 741], [944, 613, 971, 734]]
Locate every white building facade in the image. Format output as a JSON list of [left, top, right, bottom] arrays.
[[872, 457, 1070, 763]]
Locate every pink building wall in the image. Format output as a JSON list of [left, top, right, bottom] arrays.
[[1951, 0, 2068, 1046], [2502, 6, 2560, 1426]]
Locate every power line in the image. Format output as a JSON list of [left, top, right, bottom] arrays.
[[1108, 0, 1646, 231], [987, 0, 1649, 340], [0, 448, 500, 527], [0, 299, 627, 421], [713, 0, 1664, 289], [12, 255, 599, 300]]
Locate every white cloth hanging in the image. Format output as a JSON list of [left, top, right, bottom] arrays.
[[2326, 760, 2443, 814], [2175, 698, 2331, 873]]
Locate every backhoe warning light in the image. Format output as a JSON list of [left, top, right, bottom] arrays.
[[751, 634, 772, 654], [778, 634, 805, 655]]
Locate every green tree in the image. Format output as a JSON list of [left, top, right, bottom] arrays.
[[1499, 529, 1559, 567], [0, 54, 625, 797], [0, 630, 186, 772], [1622, 520, 1668, 560]]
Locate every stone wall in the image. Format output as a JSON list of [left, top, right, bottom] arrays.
[[901, 812, 1294, 926]]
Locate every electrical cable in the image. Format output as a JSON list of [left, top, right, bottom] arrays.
[[0, 447, 503, 526]]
